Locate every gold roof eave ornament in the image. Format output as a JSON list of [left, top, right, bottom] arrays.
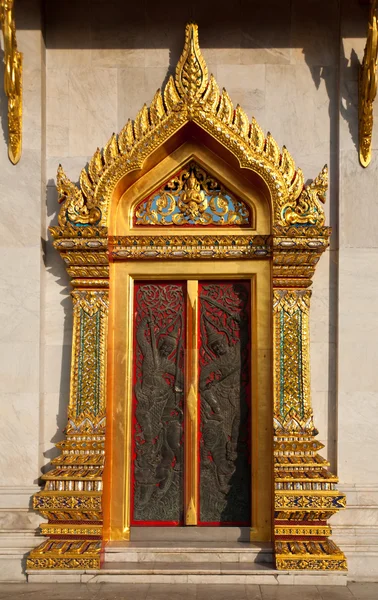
[[0, 0, 22, 164], [359, 0, 378, 168], [56, 23, 327, 230]]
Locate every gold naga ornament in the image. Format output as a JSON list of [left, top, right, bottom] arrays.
[[0, 0, 22, 164], [359, 0, 378, 167]]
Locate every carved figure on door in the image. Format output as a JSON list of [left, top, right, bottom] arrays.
[[133, 283, 185, 522]]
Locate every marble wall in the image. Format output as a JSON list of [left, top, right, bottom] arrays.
[[0, 0, 45, 581], [0, 0, 377, 580]]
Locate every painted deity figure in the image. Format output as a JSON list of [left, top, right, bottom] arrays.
[[179, 170, 206, 220], [134, 314, 183, 510]]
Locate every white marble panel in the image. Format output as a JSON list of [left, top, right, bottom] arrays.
[[0, 394, 39, 486], [47, 49, 92, 70], [338, 34, 361, 156], [17, 28, 44, 70], [332, 504, 378, 528], [340, 151, 378, 248], [22, 68, 43, 152], [39, 392, 67, 473], [310, 342, 336, 394], [201, 46, 241, 69], [339, 78, 358, 154], [68, 69, 117, 157], [45, 0, 91, 69], [310, 250, 335, 344], [46, 69, 69, 157], [356, 487, 378, 507], [216, 65, 265, 125], [0, 344, 39, 394], [0, 150, 42, 247], [0, 555, 27, 582], [291, 0, 339, 66], [265, 65, 336, 163], [118, 67, 168, 129], [145, 48, 170, 69], [46, 157, 92, 184], [42, 344, 71, 396], [240, 0, 291, 65], [0, 511, 41, 532], [0, 486, 40, 511], [338, 249, 378, 392], [92, 48, 146, 68], [143, 3, 190, 70], [43, 242, 72, 347], [90, 0, 145, 67], [338, 391, 378, 485], [311, 392, 331, 452], [0, 248, 40, 344]]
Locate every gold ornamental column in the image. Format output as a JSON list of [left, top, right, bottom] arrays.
[[272, 224, 347, 571], [27, 225, 109, 570]]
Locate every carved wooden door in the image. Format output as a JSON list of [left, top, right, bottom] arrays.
[[131, 280, 251, 526]]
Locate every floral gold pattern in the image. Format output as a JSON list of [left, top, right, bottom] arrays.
[[135, 161, 250, 226]]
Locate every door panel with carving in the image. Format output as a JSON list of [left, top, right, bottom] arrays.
[[131, 280, 251, 526], [131, 282, 186, 525], [198, 282, 251, 525]]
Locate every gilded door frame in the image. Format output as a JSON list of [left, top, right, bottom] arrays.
[[106, 262, 272, 542], [27, 23, 347, 572]]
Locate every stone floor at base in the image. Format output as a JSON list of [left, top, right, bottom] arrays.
[[0, 583, 377, 600]]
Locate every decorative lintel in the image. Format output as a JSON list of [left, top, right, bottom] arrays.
[[359, 0, 378, 167], [0, 0, 22, 164]]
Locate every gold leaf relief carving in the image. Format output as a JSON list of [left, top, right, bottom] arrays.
[[175, 22, 208, 99], [359, 0, 378, 167], [0, 0, 22, 164], [53, 23, 326, 231], [134, 161, 250, 226]]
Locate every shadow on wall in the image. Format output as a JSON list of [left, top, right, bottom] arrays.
[[39, 180, 73, 477]]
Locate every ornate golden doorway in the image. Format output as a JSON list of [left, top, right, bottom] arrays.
[[105, 149, 272, 540], [27, 23, 347, 573]]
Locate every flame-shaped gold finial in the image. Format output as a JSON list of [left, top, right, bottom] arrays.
[[359, 0, 378, 167], [0, 0, 23, 164], [175, 23, 208, 100]]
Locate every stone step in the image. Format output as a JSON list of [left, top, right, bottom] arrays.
[[130, 526, 250, 542], [27, 563, 348, 586], [103, 562, 274, 573], [105, 541, 273, 564]]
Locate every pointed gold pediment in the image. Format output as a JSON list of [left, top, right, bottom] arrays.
[[56, 23, 327, 232]]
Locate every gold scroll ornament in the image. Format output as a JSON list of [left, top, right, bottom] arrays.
[[0, 0, 22, 164], [359, 0, 378, 167]]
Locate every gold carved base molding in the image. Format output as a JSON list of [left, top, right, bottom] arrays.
[[273, 432, 347, 571]]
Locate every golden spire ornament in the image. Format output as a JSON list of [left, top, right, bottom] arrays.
[[359, 0, 378, 167], [0, 0, 22, 164]]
